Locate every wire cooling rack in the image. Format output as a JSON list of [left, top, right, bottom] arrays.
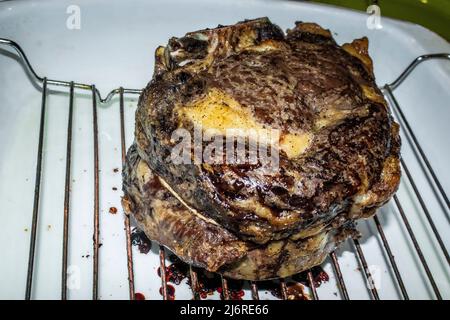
[[0, 37, 449, 300]]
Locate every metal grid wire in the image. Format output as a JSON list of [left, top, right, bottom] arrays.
[[0, 38, 449, 300]]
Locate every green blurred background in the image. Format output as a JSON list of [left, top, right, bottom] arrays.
[[310, 0, 450, 40]]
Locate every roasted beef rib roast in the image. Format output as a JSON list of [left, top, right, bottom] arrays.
[[122, 18, 401, 280]]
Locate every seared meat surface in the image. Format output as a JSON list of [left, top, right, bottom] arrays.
[[123, 18, 401, 280], [122, 145, 358, 279]]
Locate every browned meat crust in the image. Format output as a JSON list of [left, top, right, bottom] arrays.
[[122, 145, 358, 280], [124, 18, 401, 279]]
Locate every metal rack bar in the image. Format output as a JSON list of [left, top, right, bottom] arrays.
[[393, 195, 442, 300], [384, 54, 450, 214], [372, 215, 409, 300], [0, 39, 142, 103], [386, 86, 450, 212], [352, 239, 380, 300], [61, 81, 74, 300], [92, 86, 100, 300], [329, 252, 349, 300], [119, 88, 136, 300], [159, 246, 168, 300], [221, 276, 230, 300], [250, 281, 259, 300], [399, 155, 450, 263], [25, 78, 47, 300], [307, 270, 318, 300], [385, 90, 450, 263], [387, 54, 450, 90], [382, 54, 450, 300]]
